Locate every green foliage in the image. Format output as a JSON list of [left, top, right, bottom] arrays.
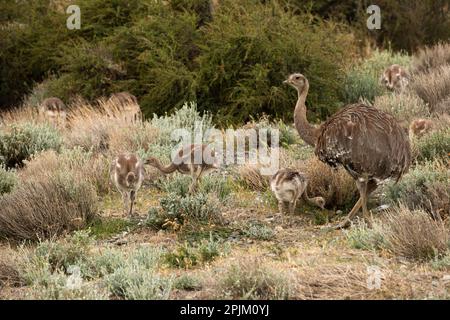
[[243, 221, 275, 241], [150, 102, 214, 146], [164, 235, 223, 268], [345, 221, 387, 251], [103, 246, 173, 300], [342, 49, 411, 103], [431, 252, 450, 271], [414, 128, 450, 162], [219, 258, 292, 300], [382, 160, 449, 217], [0, 122, 62, 168], [88, 218, 135, 240], [32, 230, 94, 275], [173, 274, 202, 291], [196, 0, 354, 123], [0, 165, 17, 195]]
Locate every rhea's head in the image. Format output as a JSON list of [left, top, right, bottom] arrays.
[[283, 73, 309, 93]]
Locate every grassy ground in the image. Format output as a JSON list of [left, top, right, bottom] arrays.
[[1, 177, 448, 300]]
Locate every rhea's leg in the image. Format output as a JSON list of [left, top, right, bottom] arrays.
[[289, 199, 297, 215], [129, 190, 136, 216], [122, 192, 129, 216], [334, 198, 362, 229]]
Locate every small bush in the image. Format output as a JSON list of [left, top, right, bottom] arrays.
[[431, 253, 450, 271], [164, 236, 222, 269], [413, 128, 450, 162], [158, 192, 223, 228], [29, 272, 109, 300], [412, 42, 450, 74], [173, 274, 202, 291], [150, 102, 214, 146], [383, 206, 449, 261], [219, 257, 292, 300], [237, 164, 269, 192], [345, 221, 387, 251], [410, 64, 450, 113], [382, 159, 449, 219], [0, 165, 16, 195], [0, 161, 98, 241], [104, 247, 172, 300], [33, 230, 93, 275], [0, 122, 62, 168], [373, 93, 429, 126], [342, 49, 411, 104], [0, 260, 24, 288], [243, 221, 275, 241]]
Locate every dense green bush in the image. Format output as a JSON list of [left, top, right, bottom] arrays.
[[413, 128, 450, 162], [382, 160, 449, 218], [286, 0, 450, 53], [195, 0, 354, 123], [0, 123, 63, 168], [0, 165, 16, 195]]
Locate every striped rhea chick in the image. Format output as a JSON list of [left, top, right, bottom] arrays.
[[110, 153, 145, 216], [146, 144, 219, 193], [380, 64, 410, 92], [270, 168, 325, 215], [409, 118, 434, 139]]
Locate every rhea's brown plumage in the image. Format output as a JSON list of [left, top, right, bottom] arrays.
[[284, 73, 411, 228]]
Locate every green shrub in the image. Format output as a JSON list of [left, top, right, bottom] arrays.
[[196, 0, 354, 123], [342, 49, 411, 103], [0, 165, 16, 195], [149, 192, 223, 230], [0, 122, 62, 168], [219, 257, 292, 300], [373, 93, 429, 125], [164, 236, 223, 268], [150, 102, 214, 146], [431, 252, 450, 271], [345, 221, 387, 251], [31, 231, 93, 276], [104, 247, 173, 300], [243, 221, 275, 241], [413, 128, 450, 162], [382, 160, 449, 218], [173, 274, 202, 291]]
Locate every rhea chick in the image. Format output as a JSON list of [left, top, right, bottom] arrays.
[[270, 168, 325, 215], [380, 64, 409, 92], [110, 153, 145, 216], [146, 144, 219, 193], [409, 118, 434, 139]]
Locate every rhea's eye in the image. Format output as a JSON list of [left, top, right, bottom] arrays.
[[295, 76, 300, 80]]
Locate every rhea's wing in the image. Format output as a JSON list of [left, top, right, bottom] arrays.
[[315, 104, 411, 181]]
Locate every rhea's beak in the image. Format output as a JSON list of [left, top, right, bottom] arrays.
[[283, 79, 290, 84]]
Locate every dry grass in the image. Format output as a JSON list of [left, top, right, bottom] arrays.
[[382, 206, 449, 261], [412, 42, 450, 74], [0, 260, 24, 288], [297, 158, 357, 209], [374, 92, 430, 126], [237, 164, 269, 191], [218, 256, 293, 300], [0, 151, 99, 241], [410, 64, 450, 113], [64, 99, 157, 156]]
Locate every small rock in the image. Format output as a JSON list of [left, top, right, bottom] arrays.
[[275, 226, 283, 232]]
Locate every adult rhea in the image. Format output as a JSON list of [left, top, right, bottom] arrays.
[[284, 73, 411, 228]]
